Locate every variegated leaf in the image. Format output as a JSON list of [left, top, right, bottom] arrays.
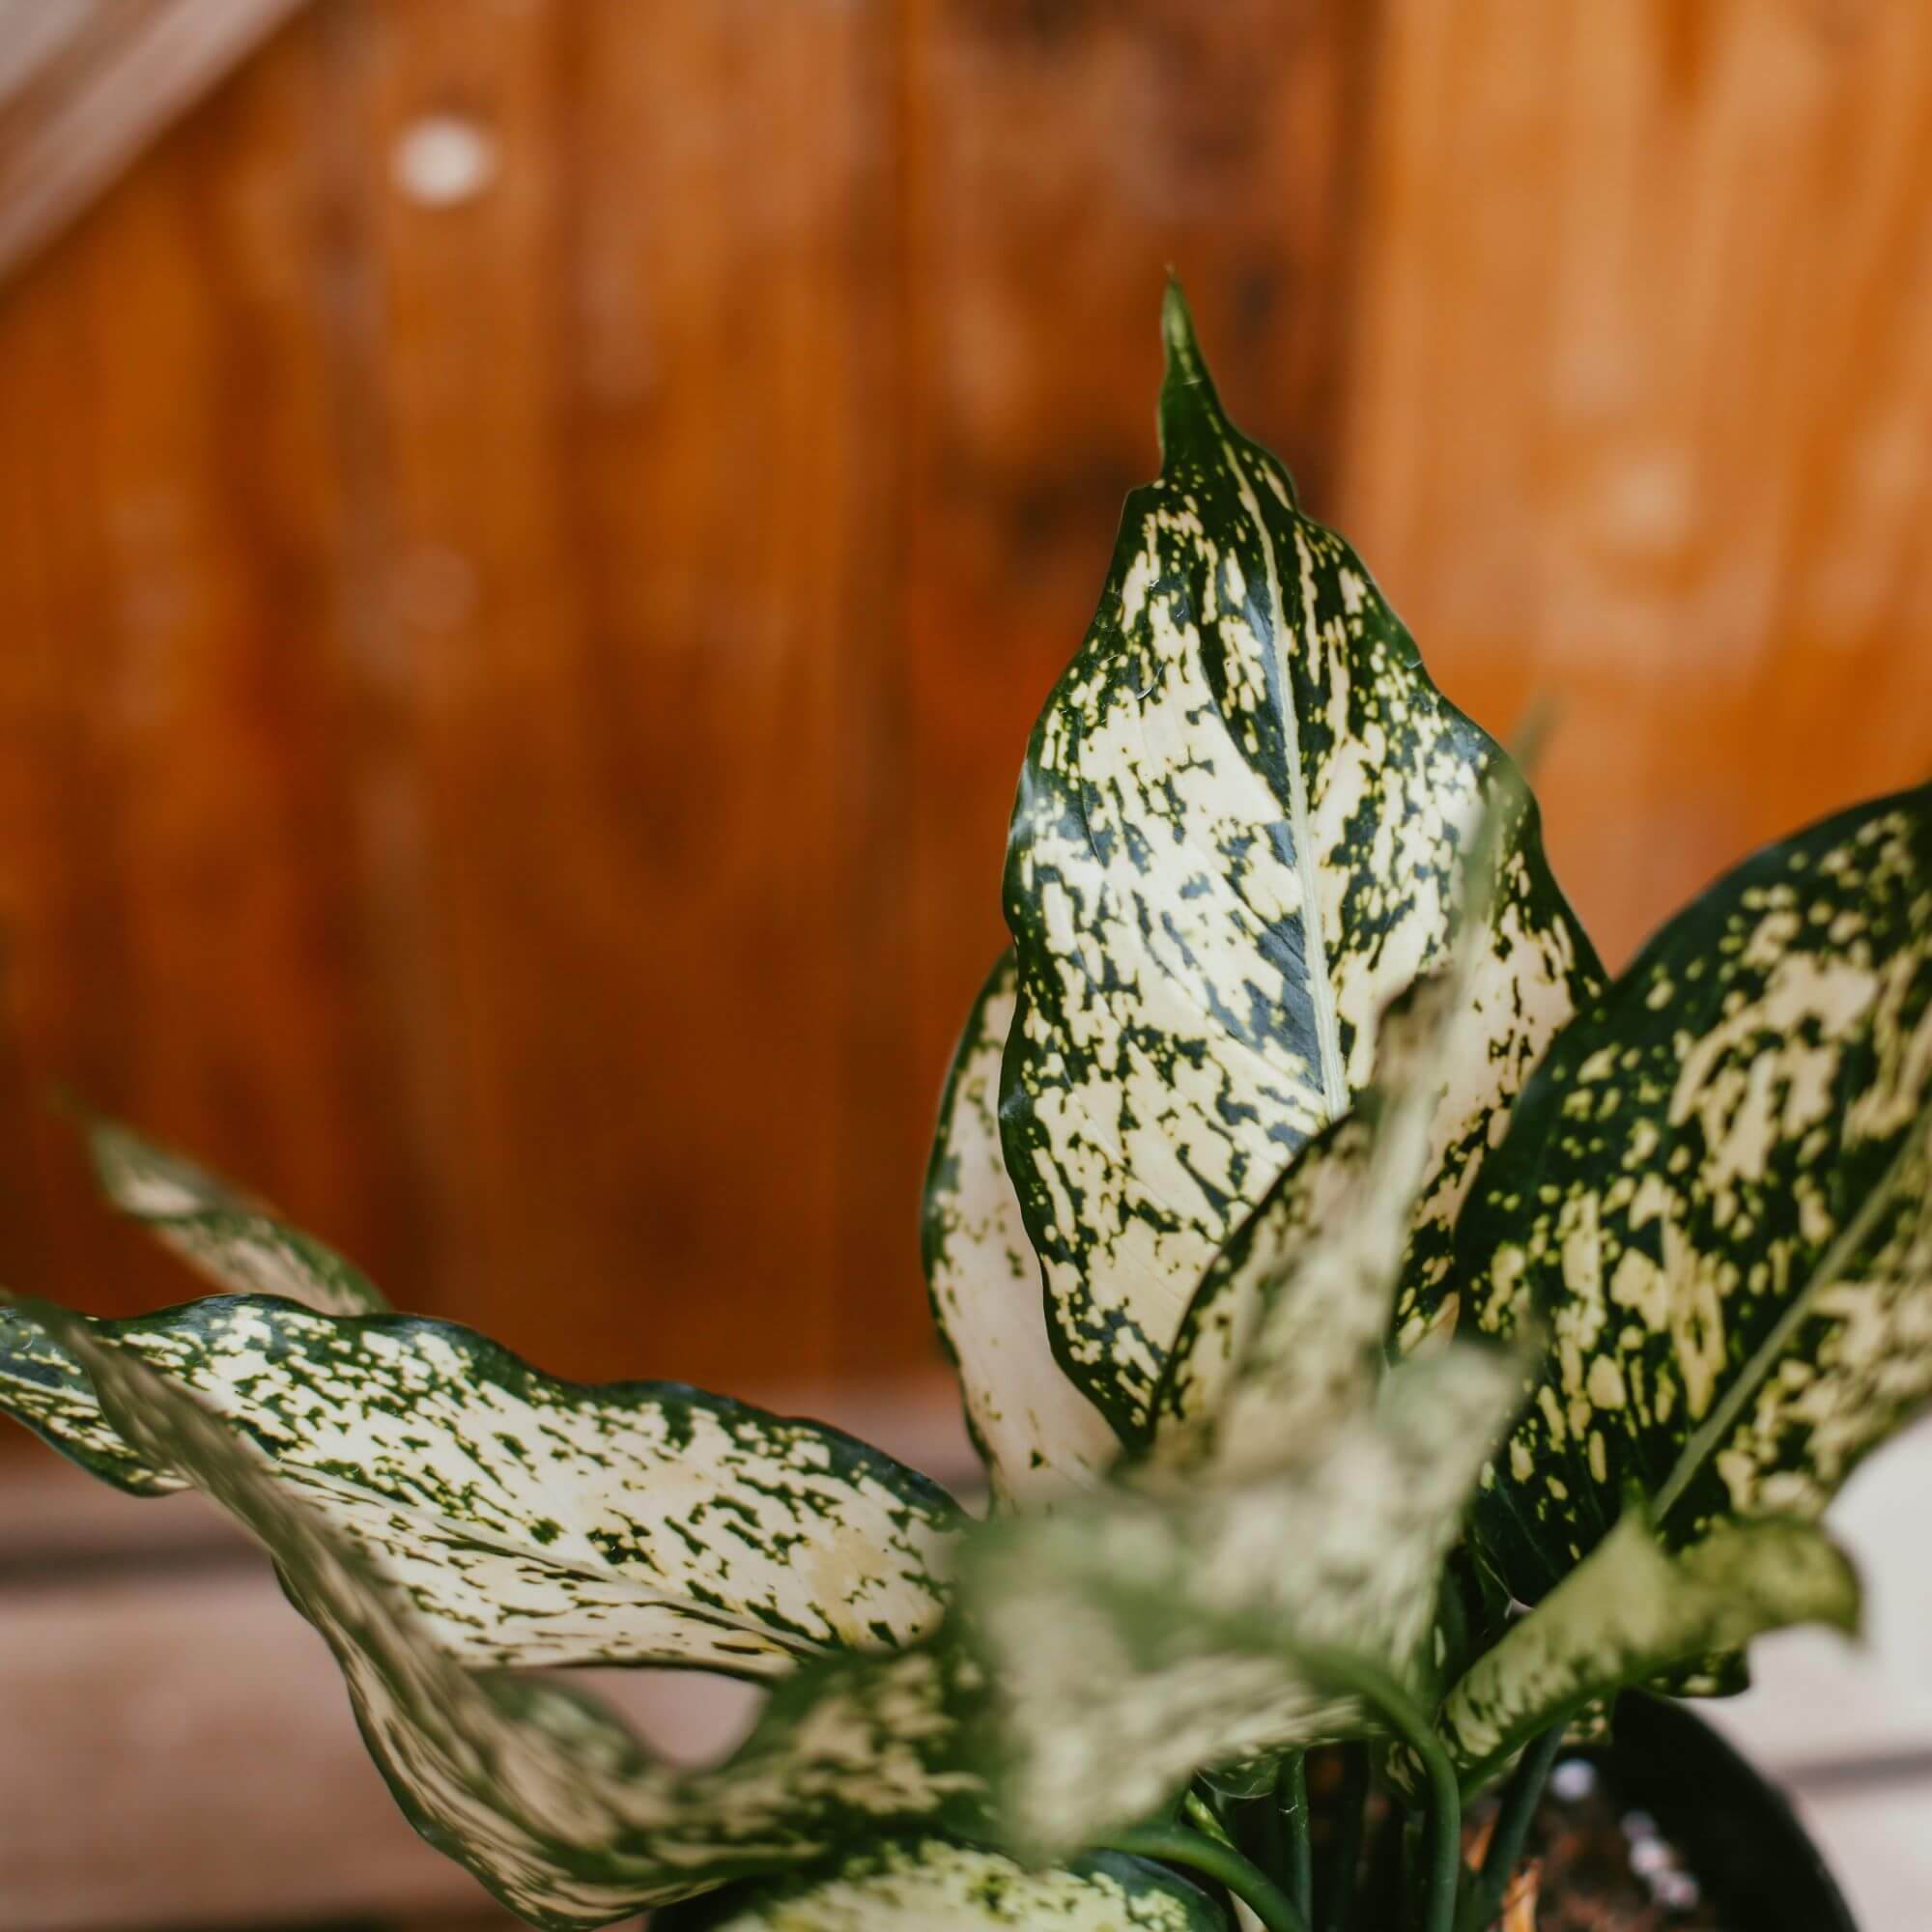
[[89, 1117, 391, 1315], [923, 952, 1120, 1503], [1439, 1510, 1860, 1785], [24, 1297, 987, 1927], [655, 1837, 1226, 1931], [0, 1295, 958, 1675], [963, 1346, 1522, 1855], [1001, 281, 1597, 1441], [1151, 967, 1479, 1479], [1148, 1110, 1372, 1478], [0, 1301, 170, 1492], [1458, 786, 1932, 1596]]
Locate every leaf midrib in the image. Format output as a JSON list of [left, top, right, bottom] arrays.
[[1653, 1090, 1932, 1524], [1214, 433, 1350, 1124]]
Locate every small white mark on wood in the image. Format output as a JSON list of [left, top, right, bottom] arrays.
[[391, 115, 498, 208]]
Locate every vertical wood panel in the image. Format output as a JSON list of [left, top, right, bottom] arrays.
[[0, 7, 420, 1326], [1343, 0, 1932, 967], [334, 0, 902, 1387], [0, 0, 915, 1397]]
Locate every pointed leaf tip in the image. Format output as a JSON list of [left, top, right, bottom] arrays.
[[1157, 278, 1222, 454], [1159, 276, 1197, 373]]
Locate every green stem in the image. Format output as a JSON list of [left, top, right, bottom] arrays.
[[1277, 1753, 1312, 1922], [1323, 1744, 1369, 1932], [1289, 1653, 1462, 1932], [1455, 1725, 1566, 1932], [1410, 1724, 1463, 1932], [1100, 1824, 1311, 1932]]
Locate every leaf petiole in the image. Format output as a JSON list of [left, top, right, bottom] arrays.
[[1277, 1752, 1312, 1921], [1100, 1823, 1311, 1932], [1455, 1724, 1566, 1932]]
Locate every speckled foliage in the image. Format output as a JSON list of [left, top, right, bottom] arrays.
[[923, 952, 1120, 1506], [91, 1118, 392, 1315], [33, 1301, 990, 1926], [1437, 1510, 1859, 1784], [999, 287, 1598, 1445], [658, 1838, 1225, 1931], [964, 1347, 1522, 1857], [1460, 787, 1932, 1598], [1, 289, 1922, 1932], [0, 1295, 958, 1676]]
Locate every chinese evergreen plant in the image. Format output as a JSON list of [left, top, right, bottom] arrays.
[[3, 285, 1927, 1932]]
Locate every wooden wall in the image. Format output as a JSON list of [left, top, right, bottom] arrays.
[[0, 0, 1925, 1406]]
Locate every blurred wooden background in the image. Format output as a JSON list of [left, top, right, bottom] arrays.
[[0, 0, 1928, 1410]]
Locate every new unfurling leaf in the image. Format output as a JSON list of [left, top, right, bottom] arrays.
[[963, 1347, 1522, 1857]]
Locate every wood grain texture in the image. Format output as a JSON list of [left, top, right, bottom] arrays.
[[0, 0, 1927, 1442], [1342, 0, 1932, 967]]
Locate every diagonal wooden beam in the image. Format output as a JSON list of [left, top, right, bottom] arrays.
[[0, 0, 311, 285]]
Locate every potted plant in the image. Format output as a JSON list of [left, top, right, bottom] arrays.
[[2, 285, 1921, 1931]]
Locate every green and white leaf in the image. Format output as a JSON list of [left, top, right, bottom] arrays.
[[89, 1117, 391, 1315], [1148, 1110, 1372, 1479], [0, 1301, 171, 1492], [1000, 280, 1597, 1442], [1438, 1510, 1860, 1784], [1458, 786, 1932, 1595], [923, 952, 1120, 1503], [963, 1345, 1522, 1855], [23, 1296, 986, 1927], [656, 1837, 1226, 1931], [0, 1295, 959, 1675], [1151, 965, 1481, 1480]]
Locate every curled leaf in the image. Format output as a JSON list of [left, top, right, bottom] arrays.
[[1440, 1510, 1860, 1785], [23, 1295, 988, 1927], [0, 1295, 958, 1675]]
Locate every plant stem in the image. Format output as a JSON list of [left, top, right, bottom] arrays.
[[1455, 1724, 1566, 1932], [1277, 1753, 1312, 1922], [1408, 1721, 1464, 1932], [1100, 1823, 1312, 1932], [1322, 1744, 1369, 1932], [1287, 1653, 1462, 1932]]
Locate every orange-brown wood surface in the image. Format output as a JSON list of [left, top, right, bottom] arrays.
[[0, 0, 1926, 1406]]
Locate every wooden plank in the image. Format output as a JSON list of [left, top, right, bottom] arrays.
[[896, 0, 1378, 1374], [313, 0, 914, 1392], [0, 0, 311, 283], [0, 6, 426, 1341], [0, 0, 936, 1408], [1341, 0, 1932, 968], [0, 1560, 539, 1930]]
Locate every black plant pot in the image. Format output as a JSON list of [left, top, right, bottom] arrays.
[[1585, 1692, 1857, 1932]]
